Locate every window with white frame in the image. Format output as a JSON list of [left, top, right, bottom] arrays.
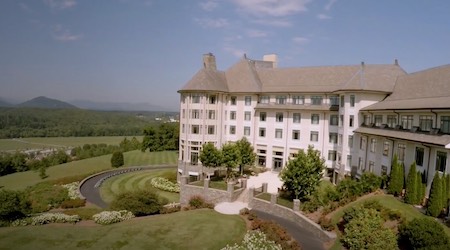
[[441, 116, 450, 134], [368, 161, 374, 172], [259, 128, 266, 137], [370, 138, 377, 152], [349, 115, 354, 127], [374, 115, 382, 126], [192, 94, 200, 103], [436, 151, 447, 172], [230, 111, 236, 120], [207, 125, 215, 135], [338, 134, 343, 146], [311, 96, 323, 105], [208, 110, 215, 119], [276, 96, 286, 104], [401, 115, 413, 129], [275, 129, 283, 139], [310, 131, 319, 142], [330, 115, 339, 126], [293, 113, 301, 123], [415, 147, 424, 166], [259, 96, 269, 104], [350, 95, 355, 107], [398, 143, 406, 161], [328, 150, 337, 161], [360, 136, 366, 150], [340, 95, 345, 107], [260, 112, 266, 122], [311, 114, 320, 124], [276, 112, 284, 122], [192, 109, 200, 119], [182, 109, 185, 119], [191, 152, 199, 165], [348, 135, 353, 148], [230, 125, 236, 135], [192, 125, 200, 134], [182, 124, 185, 133], [358, 157, 363, 170], [329, 133, 338, 144], [330, 96, 339, 106], [419, 115, 433, 131], [209, 95, 216, 104], [230, 96, 237, 105], [383, 141, 390, 156], [244, 126, 250, 136], [387, 115, 397, 128], [244, 111, 251, 121], [244, 96, 251, 106], [364, 115, 371, 126], [292, 130, 300, 140], [292, 95, 304, 105]]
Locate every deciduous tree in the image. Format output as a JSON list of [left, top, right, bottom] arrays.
[[280, 146, 325, 200], [235, 137, 256, 175], [221, 142, 241, 181]]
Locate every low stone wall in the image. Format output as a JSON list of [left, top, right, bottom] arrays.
[[249, 191, 336, 241], [179, 176, 245, 206]]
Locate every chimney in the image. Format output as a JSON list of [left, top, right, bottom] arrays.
[[203, 53, 216, 70], [263, 54, 278, 68], [394, 59, 399, 66]]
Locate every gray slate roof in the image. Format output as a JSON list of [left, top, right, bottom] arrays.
[[179, 56, 406, 94], [354, 127, 450, 148], [362, 64, 450, 110]]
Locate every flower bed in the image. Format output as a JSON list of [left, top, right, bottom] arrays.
[[222, 230, 282, 250], [11, 213, 81, 226], [150, 177, 180, 193], [92, 210, 135, 225], [62, 181, 84, 200]]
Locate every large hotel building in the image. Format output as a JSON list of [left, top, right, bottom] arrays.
[[178, 53, 450, 191]]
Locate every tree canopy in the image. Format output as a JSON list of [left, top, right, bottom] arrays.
[[221, 142, 241, 180], [199, 143, 222, 168], [280, 146, 325, 200], [141, 123, 179, 152]]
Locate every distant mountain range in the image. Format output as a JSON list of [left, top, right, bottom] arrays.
[[0, 96, 170, 111], [17, 96, 78, 109]]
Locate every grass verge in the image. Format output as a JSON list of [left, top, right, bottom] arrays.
[[0, 209, 246, 250]]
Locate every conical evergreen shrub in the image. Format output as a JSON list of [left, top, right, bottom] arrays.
[[427, 173, 443, 217], [416, 171, 425, 206], [405, 163, 417, 204], [388, 155, 404, 196]]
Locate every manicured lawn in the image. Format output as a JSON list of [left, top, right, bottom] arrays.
[[0, 150, 178, 190], [0, 136, 144, 151], [100, 169, 179, 204], [0, 209, 246, 250]]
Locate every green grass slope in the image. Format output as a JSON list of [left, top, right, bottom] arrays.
[[0, 210, 246, 250], [0, 150, 178, 190]]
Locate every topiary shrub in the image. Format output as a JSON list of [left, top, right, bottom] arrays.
[[399, 217, 450, 249], [387, 154, 404, 196], [110, 151, 124, 168], [110, 190, 167, 216], [405, 163, 418, 204], [427, 173, 443, 217]]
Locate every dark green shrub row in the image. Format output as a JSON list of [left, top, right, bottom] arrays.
[[110, 190, 168, 216]]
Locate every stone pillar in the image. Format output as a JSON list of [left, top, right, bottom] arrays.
[[227, 182, 234, 202], [248, 187, 254, 204], [204, 178, 210, 190], [262, 183, 268, 193], [293, 199, 300, 212], [270, 193, 277, 205], [241, 179, 247, 189]]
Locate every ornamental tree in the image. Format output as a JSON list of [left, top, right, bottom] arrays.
[[221, 142, 241, 180], [405, 162, 418, 204], [388, 154, 404, 196], [427, 173, 443, 217], [280, 146, 325, 200], [235, 137, 256, 175], [111, 151, 124, 168], [199, 143, 223, 168]]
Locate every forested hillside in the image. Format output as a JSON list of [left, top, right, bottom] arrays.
[[0, 107, 178, 138]]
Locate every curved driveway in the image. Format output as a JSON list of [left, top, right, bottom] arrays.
[[80, 165, 176, 208]]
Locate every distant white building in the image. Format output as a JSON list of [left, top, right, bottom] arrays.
[[177, 53, 450, 193]]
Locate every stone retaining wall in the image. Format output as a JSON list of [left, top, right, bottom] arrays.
[[249, 190, 336, 241]]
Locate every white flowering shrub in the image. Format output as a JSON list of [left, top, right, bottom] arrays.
[[222, 230, 282, 250], [62, 182, 83, 200], [92, 210, 135, 225], [150, 177, 180, 193], [11, 213, 80, 226]]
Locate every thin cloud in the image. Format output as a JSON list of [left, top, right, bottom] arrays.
[[224, 46, 246, 58], [292, 36, 309, 45], [325, 0, 337, 11], [53, 25, 83, 41], [317, 14, 331, 20], [199, 0, 219, 11], [19, 3, 33, 12], [252, 19, 292, 27], [195, 18, 229, 28], [232, 0, 311, 17], [247, 29, 268, 38], [44, 0, 77, 10]]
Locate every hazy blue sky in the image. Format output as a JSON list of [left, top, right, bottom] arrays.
[[1, 0, 449, 111]]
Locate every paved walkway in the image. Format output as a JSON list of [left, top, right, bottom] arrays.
[[79, 165, 176, 208], [246, 171, 283, 193]]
